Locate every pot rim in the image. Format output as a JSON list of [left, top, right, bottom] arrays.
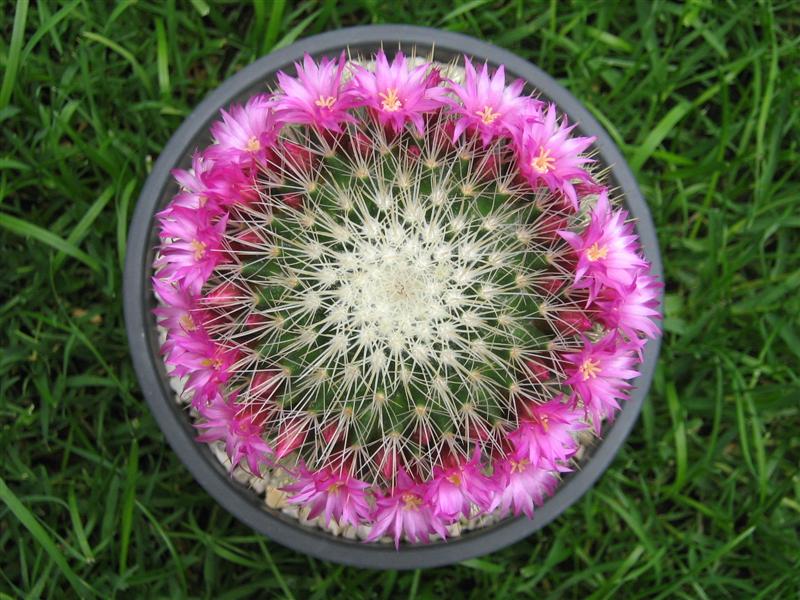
[[123, 24, 662, 570]]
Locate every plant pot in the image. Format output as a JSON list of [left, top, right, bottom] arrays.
[[123, 24, 662, 569]]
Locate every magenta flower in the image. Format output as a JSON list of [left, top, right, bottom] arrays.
[[152, 277, 207, 338], [424, 448, 497, 520], [489, 453, 558, 518], [195, 393, 273, 473], [448, 57, 530, 146], [349, 50, 448, 135], [516, 103, 596, 210], [595, 273, 662, 339], [168, 152, 256, 214], [284, 464, 372, 527], [207, 94, 277, 167], [564, 333, 640, 433], [165, 334, 239, 406], [558, 189, 648, 300], [272, 52, 358, 132], [511, 397, 586, 471], [366, 470, 448, 548], [156, 206, 228, 294]]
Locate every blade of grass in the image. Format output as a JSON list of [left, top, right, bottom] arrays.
[[0, 0, 29, 110], [189, 0, 211, 17], [0, 476, 92, 596], [20, 0, 81, 63], [258, 541, 296, 600], [272, 9, 320, 51], [118, 440, 138, 575], [0, 212, 101, 272], [81, 31, 154, 96], [155, 18, 171, 97], [116, 178, 136, 269], [263, 0, 286, 54], [666, 380, 688, 493], [53, 185, 115, 270], [67, 487, 95, 564]]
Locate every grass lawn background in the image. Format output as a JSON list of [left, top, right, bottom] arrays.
[[1, 1, 799, 597]]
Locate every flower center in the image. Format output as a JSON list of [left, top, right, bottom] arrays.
[[446, 473, 462, 486], [510, 458, 530, 473], [190, 239, 207, 260], [476, 105, 501, 125], [315, 95, 336, 109], [402, 493, 423, 511], [586, 242, 608, 261], [179, 314, 196, 332], [201, 357, 223, 370], [579, 358, 601, 380], [530, 147, 555, 174], [246, 136, 261, 152], [379, 88, 402, 112], [538, 414, 550, 432]]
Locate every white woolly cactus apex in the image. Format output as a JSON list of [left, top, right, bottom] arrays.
[[153, 49, 661, 547]]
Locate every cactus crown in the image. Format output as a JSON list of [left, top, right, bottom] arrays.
[[216, 111, 580, 485]]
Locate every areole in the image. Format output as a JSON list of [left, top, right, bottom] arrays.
[[124, 25, 662, 569]]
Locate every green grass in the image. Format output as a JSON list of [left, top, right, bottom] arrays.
[[1, 1, 799, 597]]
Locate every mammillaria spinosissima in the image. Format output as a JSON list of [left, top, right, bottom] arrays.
[[152, 50, 661, 547]]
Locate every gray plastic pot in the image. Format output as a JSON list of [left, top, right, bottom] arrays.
[[123, 25, 663, 570]]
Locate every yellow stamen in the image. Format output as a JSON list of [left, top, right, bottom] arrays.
[[446, 473, 462, 486], [190, 239, 206, 260], [179, 314, 196, 332], [402, 493, 423, 511], [315, 95, 336, 109], [531, 147, 556, 174], [245, 136, 261, 152], [580, 358, 601, 381], [510, 458, 530, 473], [586, 242, 608, 261], [539, 414, 550, 432], [201, 357, 223, 370], [476, 105, 501, 125], [379, 88, 402, 112]]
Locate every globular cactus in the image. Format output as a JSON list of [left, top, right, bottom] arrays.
[[153, 49, 661, 547]]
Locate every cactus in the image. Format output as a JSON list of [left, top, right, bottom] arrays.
[[153, 49, 661, 546]]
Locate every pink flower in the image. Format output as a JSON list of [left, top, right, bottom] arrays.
[[558, 189, 648, 300], [283, 464, 372, 527], [563, 333, 640, 433], [349, 50, 448, 135], [366, 470, 448, 548], [207, 94, 277, 167], [272, 52, 358, 132], [195, 393, 272, 473], [448, 57, 530, 146], [152, 277, 208, 339], [168, 152, 256, 214], [155, 206, 228, 294], [490, 453, 558, 518], [516, 103, 595, 209], [424, 448, 496, 520], [510, 397, 586, 471], [595, 273, 662, 339], [165, 334, 240, 406]]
